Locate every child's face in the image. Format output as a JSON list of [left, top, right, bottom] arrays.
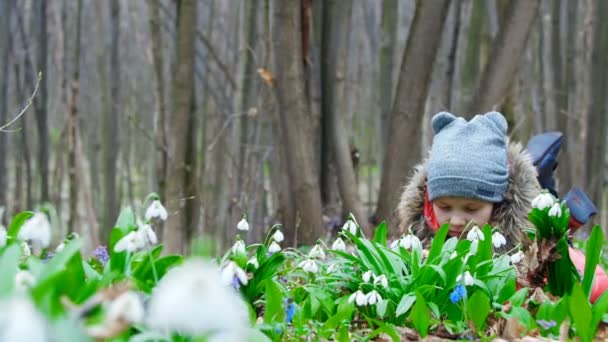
[[432, 197, 494, 237]]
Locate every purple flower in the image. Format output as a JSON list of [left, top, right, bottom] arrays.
[[449, 284, 467, 303], [92, 246, 109, 265], [536, 319, 556, 330]]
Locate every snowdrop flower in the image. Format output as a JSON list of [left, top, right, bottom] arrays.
[[327, 263, 339, 273], [331, 237, 346, 251], [402, 234, 422, 250], [468, 239, 479, 257], [106, 291, 144, 324], [548, 203, 562, 218], [298, 259, 319, 273], [247, 257, 259, 269], [456, 271, 475, 286], [510, 251, 524, 264], [0, 296, 49, 342], [362, 270, 374, 283], [492, 232, 507, 248], [0, 227, 6, 248], [236, 218, 249, 231], [366, 290, 382, 305], [342, 220, 357, 235], [221, 261, 248, 289], [308, 244, 326, 260], [271, 230, 284, 243], [147, 259, 249, 336], [231, 240, 246, 255], [348, 290, 367, 306], [466, 226, 484, 241], [114, 231, 144, 253], [374, 274, 388, 288], [18, 212, 51, 249], [138, 224, 158, 246], [55, 242, 65, 253], [531, 192, 554, 211], [145, 200, 168, 221], [268, 241, 282, 254], [21, 242, 31, 257], [15, 270, 35, 292]]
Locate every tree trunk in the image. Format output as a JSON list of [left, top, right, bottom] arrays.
[[374, 0, 451, 232], [584, 0, 608, 215], [470, 0, 540, 113], [272, 0, 324, 246], [101, 0, 121, 239], [13, 61, 33, 211], [461, 0, 484, 113], [35, 0, 50, 204], [0, 0, 13, 220], [68, 0, 83, 234], [321, 0, 368, 234], [378, 0, 398, 160], [164, 0, 196, 254]]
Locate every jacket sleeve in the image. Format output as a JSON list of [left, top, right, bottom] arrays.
[[569, 247, 608, 303]]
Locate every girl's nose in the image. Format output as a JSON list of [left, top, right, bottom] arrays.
[[449, 214, 466, 227]]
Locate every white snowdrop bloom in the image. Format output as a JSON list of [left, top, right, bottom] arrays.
[[145, 200, 168, 221], [106, 291, 144, 324], [231, 240, 246, 255], [548, 203, 562, 218], [331, 237, 346, 252], [0, 296, 48, 342], [271, 230, 284, 243], [466, 226, 485, 241], [348, 290, 367, 306], [0, 227, 6, 248], [373, 274, 388, 289], [457, 271, 475, 286], [18, 212, 51, 249], [326, 263, 339, 273], [55, 242, 65, 253], [531, 192, 554, 211], [389, 238, 400, 249], [246, 257, 259, 269], [342, 220, 357, 235], [268, 241, 282, 254], [138, 224, 158, 246], [236, 218, 249, 231], [14, 270, 35, 292], [362, 270, 374, 283], [492, 232, 507, 249], [114, 231, 144, 253], [21, 242, 31, 257], [366, 290, 382, 305], [220, 261, 248, 287], [147, 259, 249, 336], [402, 234, 422, 250], [510, 251, 524, 264], [308, 244, 326, 260], [298, 259, 319, 273]]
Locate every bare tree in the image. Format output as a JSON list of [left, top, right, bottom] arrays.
[[164, 0, 197, 254], [272, 0, 324, 246], [34, 0, 50, 204], [0, 0, 13, 220], [470, 0, 541, 113], [374, 0, 451, 232], [378, 0, 398, 159], [320, 0, 368, 234]]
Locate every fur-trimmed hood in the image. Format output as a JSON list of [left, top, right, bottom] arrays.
[[396, 142, 541, 250]]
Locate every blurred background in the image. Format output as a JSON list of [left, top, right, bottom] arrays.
[[0, 0, 606, 253]]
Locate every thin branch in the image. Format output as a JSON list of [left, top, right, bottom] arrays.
[[0, 72, 41, 132]]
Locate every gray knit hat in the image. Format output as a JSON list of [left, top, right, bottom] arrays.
[[427, 111, 509, 203]]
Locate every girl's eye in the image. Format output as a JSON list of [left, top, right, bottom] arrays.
[[438, 206, 451, 211], [465, 207, 479, 213]]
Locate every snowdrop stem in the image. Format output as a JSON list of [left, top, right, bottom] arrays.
[[146, 242, 159, 285]]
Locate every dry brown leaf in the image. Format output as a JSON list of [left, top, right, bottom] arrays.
[[257, 68, 274, 85]]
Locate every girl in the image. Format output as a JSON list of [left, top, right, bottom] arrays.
[[396, 111, 607, 302]]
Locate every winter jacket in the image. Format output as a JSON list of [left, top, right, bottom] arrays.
[[395, 142, 608, 302]]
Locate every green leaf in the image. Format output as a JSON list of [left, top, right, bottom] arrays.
[[409, 292, 429, 337], [509, 287, 529, 307], [114, 206, 136, 229], [467, 290, 490, 331], [582, 225, 603, 299], [7, 211, 33, 242], [373, 221, 387, 246], [427, 223, 449, 263], [264, 279, 284, 324], [591, 291, 608, 337], [396, 294, 416, 317], [568, 283, 592, 342], [0, 244, 21, 296]]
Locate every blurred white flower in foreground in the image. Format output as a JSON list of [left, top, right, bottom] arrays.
[[18, 212, 51, 249], [15, 270, 36, 292], [147, 259, 249, 337], [0, 226, 6, 248], [145, 200, 168, 221], [106, 291, 145, 324], [0, 296, 48, 342]]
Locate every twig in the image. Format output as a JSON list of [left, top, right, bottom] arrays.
[[0, 71, 42, 132]]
